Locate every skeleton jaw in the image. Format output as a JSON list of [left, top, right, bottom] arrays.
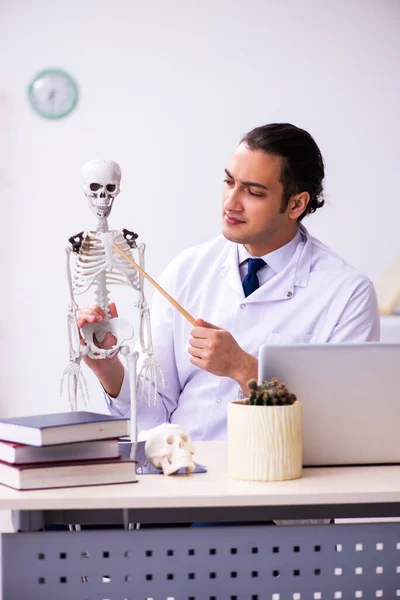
[[88, 196, 114, 219], [160, 453, 195, 476]]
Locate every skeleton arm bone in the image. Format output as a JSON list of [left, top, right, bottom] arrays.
[[134, 243, 165, 403], [65, 246, 84, 362], [104, 248, 182, 428], [61, 246, 89, 410], [136, 243, 154, 354]]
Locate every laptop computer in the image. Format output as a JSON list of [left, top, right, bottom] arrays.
[[258, 343, 400, 466]]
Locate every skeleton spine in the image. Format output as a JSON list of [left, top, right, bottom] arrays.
[[94, 271, 111, 315], [94, 217, 110, 314]]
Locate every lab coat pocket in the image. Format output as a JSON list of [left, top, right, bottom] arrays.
[[267, 332, 313, 345]]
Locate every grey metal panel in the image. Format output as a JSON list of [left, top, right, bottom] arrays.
[[2, 522, 400, 599], [11, 502, 400, 530]]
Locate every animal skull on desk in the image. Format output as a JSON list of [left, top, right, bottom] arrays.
[[145, 424, 196, 475], [82, 159, 121, 219]]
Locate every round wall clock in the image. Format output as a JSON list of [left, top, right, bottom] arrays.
[[28, 68, 78, 119]]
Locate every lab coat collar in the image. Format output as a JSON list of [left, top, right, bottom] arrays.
[[238, 228, 303, 276], [220, 224, 312, 302]]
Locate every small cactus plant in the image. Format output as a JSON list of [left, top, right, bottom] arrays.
[[248, 378, 297, 406]]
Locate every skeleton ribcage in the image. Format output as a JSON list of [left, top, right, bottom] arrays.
[[71, 232, 140, 295]]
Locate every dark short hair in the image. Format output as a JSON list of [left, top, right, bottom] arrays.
[[241, 123, 325, 220]]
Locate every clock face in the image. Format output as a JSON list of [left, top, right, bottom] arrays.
[[28, 69, 78, 119]]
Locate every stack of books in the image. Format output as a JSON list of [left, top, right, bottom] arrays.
[[0, 411, 136, 490]]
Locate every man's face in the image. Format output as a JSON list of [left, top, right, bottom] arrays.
[[222, 143, 300, 256]]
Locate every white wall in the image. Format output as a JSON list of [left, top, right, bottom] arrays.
[[1, 0, 399, 417]]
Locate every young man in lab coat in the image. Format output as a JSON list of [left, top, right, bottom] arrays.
[[78, 123, 380, 440]]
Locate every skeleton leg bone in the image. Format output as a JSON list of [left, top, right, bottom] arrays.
[[120, 347, 139, 461]]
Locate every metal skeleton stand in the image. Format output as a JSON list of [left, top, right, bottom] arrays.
[[60, 159, 163, 463]]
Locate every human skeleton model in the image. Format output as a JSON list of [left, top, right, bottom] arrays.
[[62, 159, 163, 450]]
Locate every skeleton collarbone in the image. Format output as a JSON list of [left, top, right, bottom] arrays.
[[72, 230, 139, 294]]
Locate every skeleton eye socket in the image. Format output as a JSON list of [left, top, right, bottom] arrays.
[[181, 434, 189, 442], [166, 435, 174, 445], [106, 184, 116, 192], [90, 183, 102, 191]]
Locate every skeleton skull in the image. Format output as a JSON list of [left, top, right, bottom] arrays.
[[81, 159, 121, 219], [145, 423, 195, 476]]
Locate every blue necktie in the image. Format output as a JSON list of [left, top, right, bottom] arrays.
[[242, 258, 266, 297]]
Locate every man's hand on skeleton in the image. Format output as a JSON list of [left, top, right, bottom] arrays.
[[77, 302, 119, 362], [76, 302, 125, 397], [77, 302, 118, 332]]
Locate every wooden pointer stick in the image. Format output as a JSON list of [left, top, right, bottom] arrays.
[[112, 243, 197, 327]]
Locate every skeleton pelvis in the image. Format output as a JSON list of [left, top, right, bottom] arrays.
[[81, 317, 134, 359]]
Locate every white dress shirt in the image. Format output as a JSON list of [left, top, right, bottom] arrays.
[[238, 228, 303, 286], [106, 225, 380, 440]]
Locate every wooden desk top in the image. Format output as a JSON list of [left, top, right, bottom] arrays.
[[0, 442, 399, 511]]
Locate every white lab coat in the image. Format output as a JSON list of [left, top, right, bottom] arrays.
[[109, 225, 380, 440]]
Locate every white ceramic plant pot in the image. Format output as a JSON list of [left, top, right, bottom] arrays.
[[227, 400, 303, 481]]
